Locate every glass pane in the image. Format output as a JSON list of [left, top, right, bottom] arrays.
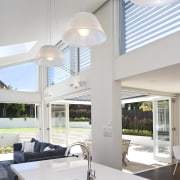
[[48, 46, 76, 86], [155, 100, 170, 157], [50, 104, 66, 147], [68, 104, 92, 155], [0, 103, 39, 160], [0, 62, 38, 92], [48, 45, 91, 86]]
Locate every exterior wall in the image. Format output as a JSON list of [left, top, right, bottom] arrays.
[[0, 89, 40, 104], [0, 133, 19, 146], [0, 118, 91, 129], [0, 118, 38, 128]]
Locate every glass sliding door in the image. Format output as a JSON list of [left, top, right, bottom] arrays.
[[153, 98, 172, 163], [50, 104, 67, 147], [68, 104, 92, 155], [49, 102, 92, 155], [14, 103, 40, 142], [0, 103, 39, 146]]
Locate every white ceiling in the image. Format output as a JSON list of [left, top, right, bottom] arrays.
[[0, 0, 179, 98], [122, 63, 180, 96], [0, 0, 107, 66]]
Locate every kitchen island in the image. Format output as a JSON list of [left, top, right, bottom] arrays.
[[11, 157, 149, 180]]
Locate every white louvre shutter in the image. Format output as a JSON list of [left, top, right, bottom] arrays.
[[48, 45, 91, 86], [80, 48, 91, 71], [48, 45, 76, 85], [120, 0, 180, 54]]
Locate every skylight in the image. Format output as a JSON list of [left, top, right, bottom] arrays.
[[0, 41, 37, 58]]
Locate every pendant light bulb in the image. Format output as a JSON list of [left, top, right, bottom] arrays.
[[78, 28, 90, 37]]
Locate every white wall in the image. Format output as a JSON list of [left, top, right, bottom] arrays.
[[114, 32, 180, 80], [90, 1, 122, 170], [45, 69, 90, 103]]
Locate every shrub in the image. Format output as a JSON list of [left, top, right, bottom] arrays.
[[70, 117, 90, 122], [122, 129, 153, 137], [0, 146, 13, 154]]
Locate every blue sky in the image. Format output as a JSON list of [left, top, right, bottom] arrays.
[[0, 62, 38, 91]]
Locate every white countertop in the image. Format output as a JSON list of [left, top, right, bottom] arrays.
[[11, 157, 149, 180]]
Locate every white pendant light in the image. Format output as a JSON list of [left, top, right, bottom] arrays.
[[36, 0, 63, 67], [36, 45, 64, 66], [62, 12, 107, 48], [131, 0, 177, 7], [36, 45, 63, 67]]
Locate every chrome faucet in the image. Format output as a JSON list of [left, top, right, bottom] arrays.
[[65, 142, 96, 180]]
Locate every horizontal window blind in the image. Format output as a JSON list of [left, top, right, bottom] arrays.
[[121, 0, 180, 53], [48, 45, 76, 85], [80, 48, 91, 71], [48, 45, 91, 86]]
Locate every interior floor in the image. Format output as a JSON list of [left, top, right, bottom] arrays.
[[136, 164, 179, 180]]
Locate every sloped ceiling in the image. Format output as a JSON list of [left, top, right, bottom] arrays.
[[0, 0, 107, 67], [1, 0, 179, 98]]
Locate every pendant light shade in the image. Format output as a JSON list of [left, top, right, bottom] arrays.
[[36, 45, 64, 67], [35, 0, 64, 67], [62, 12, 107, 48], [131, 0, 177, 6]]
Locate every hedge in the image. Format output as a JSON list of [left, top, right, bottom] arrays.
[[122, 129, 153, 137]]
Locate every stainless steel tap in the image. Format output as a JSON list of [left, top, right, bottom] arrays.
[[65, 142, 96, 180]]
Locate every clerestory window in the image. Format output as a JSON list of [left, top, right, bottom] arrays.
[[120, 0, 180, 54], [48, 44, 91, 86]]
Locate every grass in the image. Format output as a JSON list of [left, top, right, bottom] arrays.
[[0, 128, 38, 133]]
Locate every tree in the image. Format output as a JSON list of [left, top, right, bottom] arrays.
[[2, 85, 13, 117], [123, 102, 142, 110], [69, 104, 91, 122], [6, 103, 25, 118], [139, 101, 152, 111], [1, 84, 26, 118]]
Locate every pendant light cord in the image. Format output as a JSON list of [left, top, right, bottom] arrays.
[[79, 0, 85, 12], [54, 0, 58, 44], [48, 0, 52, 45], [79, 0, 82, 12]]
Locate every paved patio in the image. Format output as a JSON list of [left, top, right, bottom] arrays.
[[122, 142, 168, 173], [0, 153, 13, 161]]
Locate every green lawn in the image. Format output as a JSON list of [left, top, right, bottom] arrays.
[[0, 128, 38, 133]]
